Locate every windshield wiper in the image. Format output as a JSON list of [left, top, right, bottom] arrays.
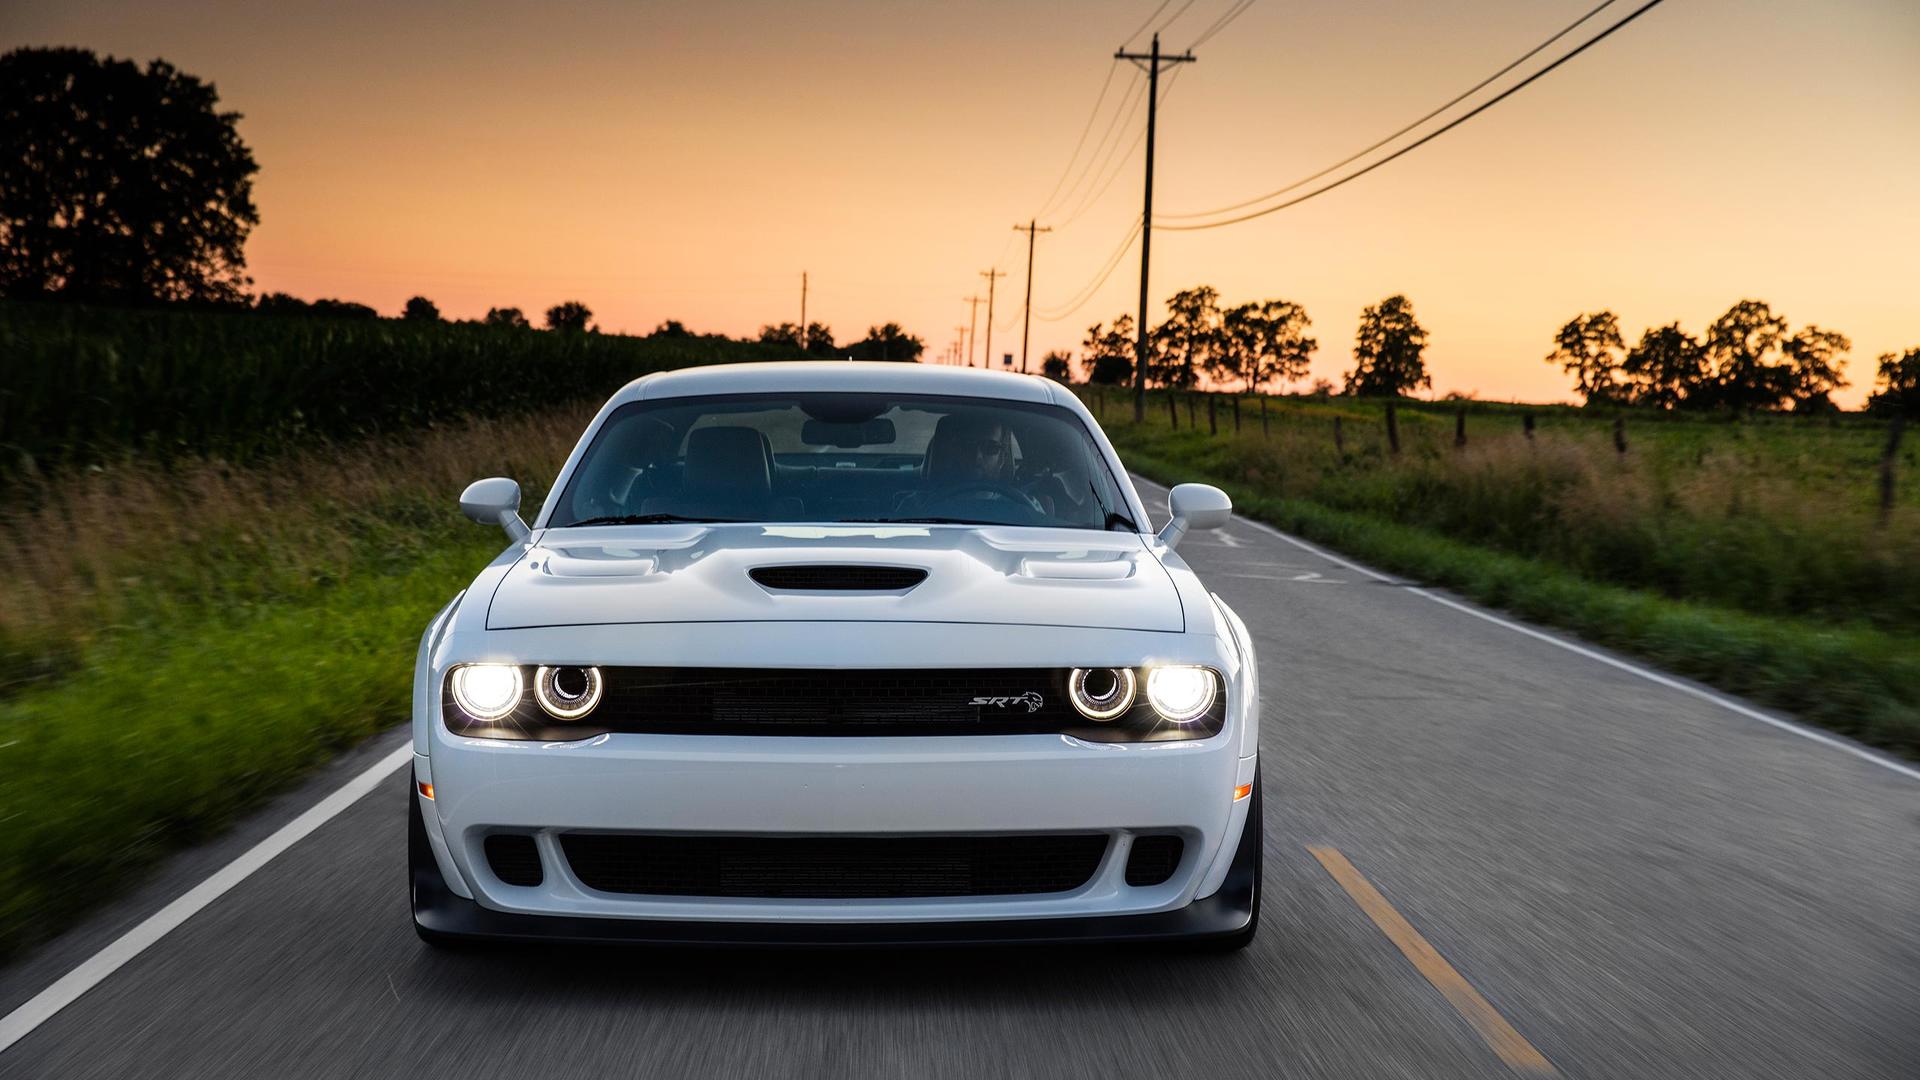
[[836, 516, 1008, 526], [562, 514, 743, 527]]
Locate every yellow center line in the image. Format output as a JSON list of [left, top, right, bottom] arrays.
[[1308, 844, 1557, 1077]]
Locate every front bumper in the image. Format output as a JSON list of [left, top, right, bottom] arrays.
[[410, 769, 1261, 946]]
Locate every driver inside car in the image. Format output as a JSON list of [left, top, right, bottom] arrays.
[[904, 413, 1058, 518]]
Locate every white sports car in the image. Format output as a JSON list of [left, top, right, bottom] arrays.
[[409, 362, 1261, 947]]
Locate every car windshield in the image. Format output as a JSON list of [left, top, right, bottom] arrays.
[[549, 391, 1135, 531]]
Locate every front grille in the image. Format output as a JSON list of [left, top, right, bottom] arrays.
[[445, 666, 1226, 742], [1124, 834, 1184, 886], [560, 833, 1109, 898], [750, 565, 927, 591], [484, 833, 543, 886]]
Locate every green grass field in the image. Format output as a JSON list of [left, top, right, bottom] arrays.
[[1087, 386, 1919, 757]]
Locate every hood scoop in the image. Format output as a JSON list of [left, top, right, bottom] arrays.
[[749, 565, 928, 592]]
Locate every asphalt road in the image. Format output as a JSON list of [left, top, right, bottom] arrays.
[[3, 478, 1916, 1079]]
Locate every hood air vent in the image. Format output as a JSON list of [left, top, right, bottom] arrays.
[[749, 565, 927, 592]]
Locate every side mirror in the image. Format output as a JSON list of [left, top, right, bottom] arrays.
[[1157, 483, 1232, 550], [460, 477, 532, 544]]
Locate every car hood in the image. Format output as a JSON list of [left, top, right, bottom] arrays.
[[484, 524, 1183, 633]]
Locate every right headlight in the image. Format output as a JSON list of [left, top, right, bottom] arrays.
[[1146, 665, 1217, 724]]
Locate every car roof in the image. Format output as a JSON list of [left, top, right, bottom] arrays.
[[617, 361, 1062, 406]]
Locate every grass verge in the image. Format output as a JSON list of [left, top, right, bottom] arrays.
[[1119, 442, 1920, 760]]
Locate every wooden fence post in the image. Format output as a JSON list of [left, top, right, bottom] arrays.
[[1454, 407, 1467, 449], [1881, 414, 1906, 526], [1167, 390, 1178, 429], [1334, 415, 1345, 455], [1523, 413, 1535, 441], [1186, 393, 1197, 430], [1613, 415, 1628, 455], [1207, 393, 1217, 435], [1385, 399, 1401, 455], [1260, 396, 1270, 439]]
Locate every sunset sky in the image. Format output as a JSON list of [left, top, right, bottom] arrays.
[[7, 0, 1917, 405]]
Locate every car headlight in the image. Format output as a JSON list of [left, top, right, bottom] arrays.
[[450, 663, 523, 721], [535, 665, 604, 719], [1146, 665, 1216, 724], [1068, 667, 1137, 721]]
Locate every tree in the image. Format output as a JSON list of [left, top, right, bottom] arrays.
[[545, 301, 592, 332], [1, 47, 260, 305], [652, 319, 690, 338], [1866, 347, 1920, 417], [1150, 286, 1223, 388], [1703, 299, 1792, 413], [1621, 322, 1706, 409], [1546, 312, 1626, 405], [484, 306, 529, 329], [1346, 294, 1430, 397], [1781, 326, 1850, 413], [1222, 299, 1315, 392], [842, 322, 924, 361], [402, 296, 440, 322], [1082, 315, 1135, 385], [1040, 351, 1072, 382], [758, 322, 804, 349], [801, 322, 836, 357]]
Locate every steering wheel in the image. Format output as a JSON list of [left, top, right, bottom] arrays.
[[921, 480, 1048, 515]]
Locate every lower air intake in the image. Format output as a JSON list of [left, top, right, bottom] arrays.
[[560, 833, 1108, 899], [1124, 834, 1184, 886], [484, 833, 543, 887]]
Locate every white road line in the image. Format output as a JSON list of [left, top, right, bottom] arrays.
[[1131, 476, 1920, 784], [0, 744, 412, 1055]]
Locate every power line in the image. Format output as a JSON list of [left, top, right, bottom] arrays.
[[1039, 75, 1148, 227], [1030, 60, 1123, 221], [1035, 216, 1143, 322], [1187, 0, 1257, 50], [1121, 0, 1177, 49], [1155, 0, 1668, 231], [1155, 0, 1205, 37], [1051, 65, 1186, 231]]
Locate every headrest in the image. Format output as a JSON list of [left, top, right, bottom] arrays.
[[684, 426, 771, 497]]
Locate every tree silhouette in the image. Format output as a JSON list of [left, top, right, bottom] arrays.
[[1546, 312, 1626, 405], [802, 322, 836, 357], [545, 301, 592, 333], [842, 322, 924, 361], [484, 306, 529, 329], [1040, 351, 1072, 382], [759, 321, 836, 355], [1620, 323, 1706, 409], [1703, 300, 1792, 413], [402, 296, 440, 322], [1346, 294, 1430, 397], [1866, 348, 1920, 417], [1082, 315, 1135, 385], [652, 319, 690, 338], [1222, 299, 1315, 392], [1, 47, 259, 304], [1150, 286, 1223, 388], [1781, 326, 1850, 414]]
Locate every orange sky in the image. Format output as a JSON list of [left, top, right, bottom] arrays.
[[8, 0, 1918, 405]]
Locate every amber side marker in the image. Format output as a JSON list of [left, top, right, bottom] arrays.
[[1308, 845, 1555, 1077], [1231, 783, 1253, 801], [417, 781, 434, 800]]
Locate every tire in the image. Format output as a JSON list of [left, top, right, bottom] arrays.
[[1195, 764, 1263, 953]]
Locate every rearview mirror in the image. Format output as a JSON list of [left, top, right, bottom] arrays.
[[460, 477, 532, 544], [802, 417, 895, 447], [1157, 483, 1232, 550]]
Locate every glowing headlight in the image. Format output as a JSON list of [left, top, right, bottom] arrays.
[[451, 664, 523, 721], [1146, 666, 1216, 724], [1068, 667, 1137, 721], [534, 665, 604, 720]]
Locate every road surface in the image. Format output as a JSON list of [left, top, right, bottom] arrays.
[[2, 477, 1915, 1078]]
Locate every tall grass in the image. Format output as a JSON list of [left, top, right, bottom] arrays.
[[0, 300, 784, 476]]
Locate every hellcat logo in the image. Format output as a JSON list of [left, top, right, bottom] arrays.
[[970, 691, 1045, 712]]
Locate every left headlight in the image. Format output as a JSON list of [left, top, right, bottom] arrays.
[[1146, 665, 1217, 724], [450, 663, 523, 721]]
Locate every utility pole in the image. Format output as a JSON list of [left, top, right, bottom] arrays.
[[954, 326, 970, 367], [962, 295, 984, 367], [799, 271, 808, 351], [1012, 220, 1051, 374], [1115, 33, 1195, 420], [980, 268, 1007, 370]]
